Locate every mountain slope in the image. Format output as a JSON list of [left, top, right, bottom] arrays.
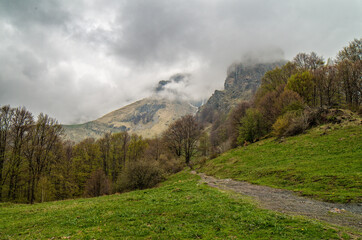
[[63, 97, 197, 142], [197, 61, 284, 123]]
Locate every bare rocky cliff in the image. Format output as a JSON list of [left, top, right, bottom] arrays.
[[197, 61, 285, 123]]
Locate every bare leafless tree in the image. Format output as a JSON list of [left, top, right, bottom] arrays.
[[163, 115, 200, 166]]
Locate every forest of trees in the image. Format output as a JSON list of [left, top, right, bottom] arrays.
[[0, 105, 200, 203], [0, 108, 62, 203], [0, 38, 360, 204]]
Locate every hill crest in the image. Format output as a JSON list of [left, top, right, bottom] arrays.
[[63, 97, 197, 142]]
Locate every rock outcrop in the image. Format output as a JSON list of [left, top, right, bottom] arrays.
[[197, 61, 285, 123]]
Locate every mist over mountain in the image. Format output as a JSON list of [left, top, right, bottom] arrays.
[[63, 56, 284, 142], [63, 75, 200, 142], [1, 0, 360, 124], [154, 73, 191, 98], [197, 60, 285, 124]]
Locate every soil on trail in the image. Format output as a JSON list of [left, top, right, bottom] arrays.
[[194, 172, 362, 231]]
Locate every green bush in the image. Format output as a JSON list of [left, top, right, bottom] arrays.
[[272, 113, 292, 137], [272, 111, 309, 137], [237, 109, 267, 144], [281, 100, 305, 114], [117, 160, 165, 191], [286, 71, 314, 105]]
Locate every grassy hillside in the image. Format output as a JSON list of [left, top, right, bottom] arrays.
[[199, 124, 362, 203], [0, 172, 352, 239]]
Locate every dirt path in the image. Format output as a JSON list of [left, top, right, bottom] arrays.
[[194, 172, 362, 232]]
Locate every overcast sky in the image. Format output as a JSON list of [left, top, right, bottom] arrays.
[[0, 0, 361, 124]]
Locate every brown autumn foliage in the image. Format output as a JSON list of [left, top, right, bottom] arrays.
[[84, 169, 111, 197]]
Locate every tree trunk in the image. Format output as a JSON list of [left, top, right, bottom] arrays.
[[12, 174, 20, 200], [30, 177, 36, 204], [7, 172, 14, 199], [0, 147, 4, 201]]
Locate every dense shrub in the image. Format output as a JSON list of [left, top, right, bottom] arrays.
[[228, 102, 251, 146], [272, 113, 292, 137], [117, 160, 165, 191], [84, 169, 111, 197], [237, 109, 267, 144], [158, 154, 184, 174], [272, 111, 309, 137], [272, 107, 359, 138], [278, 89, 305, 114], [256, 87, 282, 128]]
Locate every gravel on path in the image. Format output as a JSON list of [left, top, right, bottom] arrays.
[[194, 171, 362, 232]]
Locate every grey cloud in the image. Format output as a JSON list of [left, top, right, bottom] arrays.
[[0, 0, 70, 27], [111, 0, 204, 65], [154, 73, 191, 97], [0, 0, 361, 124]]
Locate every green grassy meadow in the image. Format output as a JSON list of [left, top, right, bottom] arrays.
[[0, 172, 352, 239], [199, 124, 362, 203]]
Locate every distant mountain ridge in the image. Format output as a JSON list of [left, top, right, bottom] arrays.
[[63, 61, 284, 142], [63, 97, 197, 142]]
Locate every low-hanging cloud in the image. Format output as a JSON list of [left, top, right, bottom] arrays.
[[0, 0, 361, 124]]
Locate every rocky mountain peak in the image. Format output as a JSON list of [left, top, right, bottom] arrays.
[[197, 61, 285, 123]]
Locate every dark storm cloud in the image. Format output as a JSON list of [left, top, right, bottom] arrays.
[[0, 0, 361, 123], [154, 73, 191, 100], [111, 0, 205, 65]]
